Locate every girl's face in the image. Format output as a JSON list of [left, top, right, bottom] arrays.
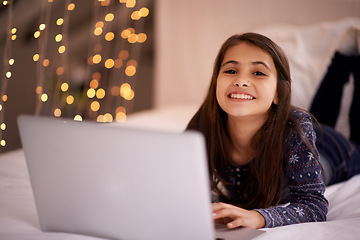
[[216, 42, 278, 122]]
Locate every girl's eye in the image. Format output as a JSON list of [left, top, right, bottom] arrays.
[[254, 71, 266, 76], [224, 69, 237, 74]]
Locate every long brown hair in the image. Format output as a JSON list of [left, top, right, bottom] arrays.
[[188, 32, 294, 209]]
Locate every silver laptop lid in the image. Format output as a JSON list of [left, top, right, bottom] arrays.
[[18, 115, 214, 240]]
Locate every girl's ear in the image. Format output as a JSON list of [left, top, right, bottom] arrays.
[[273, 96, 279, 105]]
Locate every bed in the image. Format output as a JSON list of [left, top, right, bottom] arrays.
[[1, 17, 360, 239]]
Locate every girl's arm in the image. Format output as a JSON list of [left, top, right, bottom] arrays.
[[255, 112, 328, 227]]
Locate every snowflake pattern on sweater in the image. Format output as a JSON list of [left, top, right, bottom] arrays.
[[224, 109, 329, 228]]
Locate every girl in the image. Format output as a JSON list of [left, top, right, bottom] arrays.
[[187, 32, 360, 229]]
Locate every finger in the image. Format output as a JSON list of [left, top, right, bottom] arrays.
[[213, 208, 235, 220], [211, 202, 229, 212], [226, 218, 243, 229]]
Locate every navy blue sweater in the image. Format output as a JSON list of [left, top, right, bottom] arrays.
[[224, 109, 328, 227], [188, 108, 329, 228]]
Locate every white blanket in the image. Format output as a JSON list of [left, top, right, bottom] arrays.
[[1, 105, 360, 239]]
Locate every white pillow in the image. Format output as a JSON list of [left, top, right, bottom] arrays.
[[256, 17, 360, 138]]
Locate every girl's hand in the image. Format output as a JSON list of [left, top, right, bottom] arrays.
[[212, 202, 265, 229]]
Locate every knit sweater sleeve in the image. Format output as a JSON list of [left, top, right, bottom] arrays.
[[255, 110, 329, 228]]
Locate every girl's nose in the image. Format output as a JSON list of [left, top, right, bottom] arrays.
[[233, 77, 250, 87]]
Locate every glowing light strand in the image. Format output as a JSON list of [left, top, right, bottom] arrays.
[[0, 0, 14, 148], [34, 0, 53, 115], [52, 0, 73, 117]]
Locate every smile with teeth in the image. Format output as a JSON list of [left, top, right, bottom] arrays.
[[229, 93, 255, 100]]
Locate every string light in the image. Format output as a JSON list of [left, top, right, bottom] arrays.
[[41, 93, 48, 102], [96, 88, 106, 99], [91, 101, 100, 111], [74, 115, 82, 121], [54, 108, 62, 117], [61, 82, 69, 92], [105, 13, 114, 22], [56, 18, 64, 25], [66, 95, 74, 105], [0, 0, 15, 148], [104, 58, 114, 68], [67, 3, 75, 11]]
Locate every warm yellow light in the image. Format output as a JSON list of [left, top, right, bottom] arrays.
[[121, 29, 131, 39], [127, 34, 138, 43], [36, 86, 43, 94], [118, 50, 129, 60], [125, 65, 136, 76], [105, 13, 114, 22], [131, 11, 141, 20], [139, 7, 149, 17], [1, 140, 6, 147], [2, 95, 7, 102], [95, 21, 104, 28], [90, 79, 99, 89], [33, 54, 40, 62], [0, 123, 6, 131], [56, 67, 64, 75], [94, 28, 103, 36], [34, 31, 40, 38], [116, 106, 126, 114], [105, 32, 114, 41], [3, 1, 8, 6], [127, 59, 138, 67], [116, 112, 127, 122], [74, 115, 83, 121], [119, 0, 127, 3], [55, 34, 62, 42], [114, 59, 123, 68], [120, 83, 134, 100], [137, 33, 147, 43], [91, 101, 100, 111], [66, 95, 74, 105], [58, 45, 66, 54], [11, 35, 17, 40], [39, 23, 46, 30], [6, 71, 11, 78], [100, 0, 110, 6], [61, 82, 69, 92], [105, 59, 114, 69], [68, 3, 75, 11], [11, 28, 17, 34], [125, 90, 134, 100], [43, 59, 50, 67], [104, 113, 113, 122], [120, 83, 131, 97], [126, 0, 136, 8], [0, 104, 2, 111], [96, 115, 105, 122], [93, 54, 102, 64], [9, 59, 14, 65], [54, 108, 62, 117], [87, 88, 96, 98], [48, 0, 54, 2], [41, 93, 48, 102], [56, 18, 64, 25], [96, 88, 106, 99]]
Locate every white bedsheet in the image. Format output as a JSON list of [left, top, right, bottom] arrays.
[[1, 105, 360, 240]]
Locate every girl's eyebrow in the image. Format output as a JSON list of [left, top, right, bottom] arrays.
[[221, 60, 272, 72], [252, 61, 272, 71]]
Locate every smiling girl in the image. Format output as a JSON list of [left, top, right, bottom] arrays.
[[187, 32, 329, 229]]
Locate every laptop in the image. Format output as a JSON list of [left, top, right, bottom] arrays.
[[18, 115, 263, 240]]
